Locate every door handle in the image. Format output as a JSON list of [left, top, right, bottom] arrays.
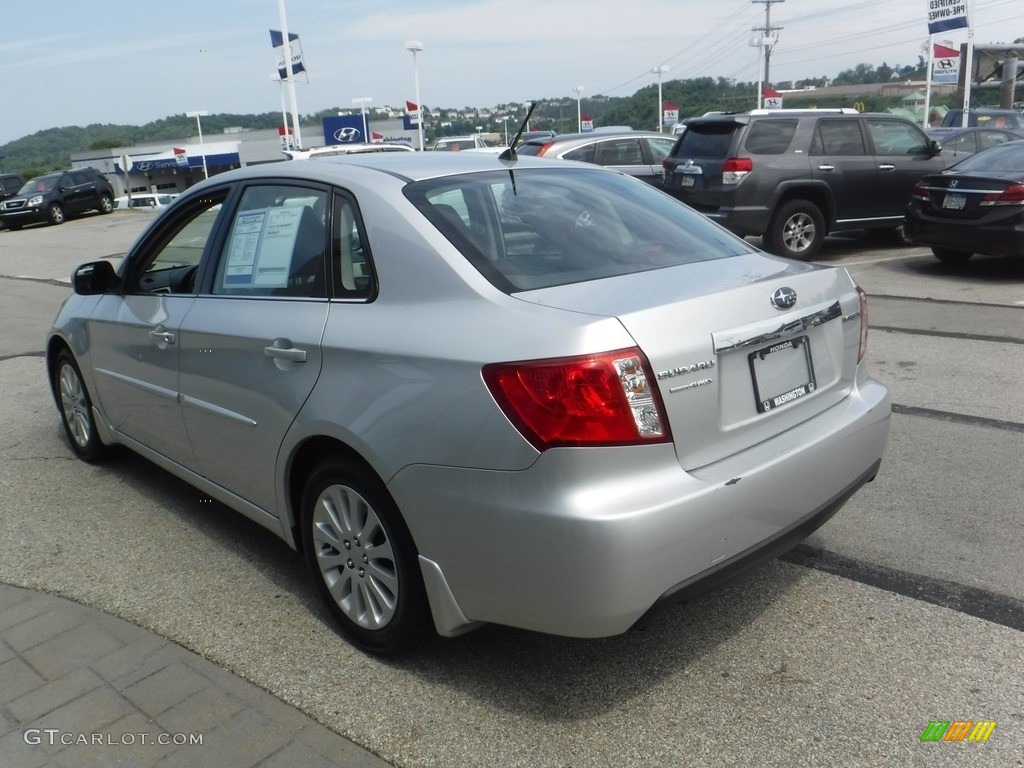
[[264, 344, 307, 362], [878, 164, 896, 171], [149, 328, 176, 344], [817, 164, 836, 171]]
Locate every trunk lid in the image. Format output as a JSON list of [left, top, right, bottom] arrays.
[[514, 253, 862, 469]]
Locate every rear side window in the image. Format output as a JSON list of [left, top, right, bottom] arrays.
[[672, 123, 741, 158], [743, 120, 798, 154], [812, 119, 867, 156]]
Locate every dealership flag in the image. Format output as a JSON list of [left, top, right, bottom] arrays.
[[581, 114, 593, 132], [926, 0, 969, 35], [270, 29, 307, 80], [932, 42, 960, 83], [406, 100, 421, 126], [762, 87, 783, 110], [663, 102, 679, 126]]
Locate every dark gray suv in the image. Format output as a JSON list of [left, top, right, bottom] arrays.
[[0, 168, 115, 230], [662, 109, 947, 259]]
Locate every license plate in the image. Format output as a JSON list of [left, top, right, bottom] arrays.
[[942, 194, 966, 210], [679, 174, 695, 188], [749, 336, 816, 414]]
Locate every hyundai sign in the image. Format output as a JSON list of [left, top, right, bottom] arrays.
[[323, 116, 368, 145]]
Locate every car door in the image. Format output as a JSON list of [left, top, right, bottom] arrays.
[[177, 182, 331, 512], [591, 137, 650, 181], [641, 136, 677, 185], [864, 117, 947, 218], [69, 171, 99, 214], [86, 189, 230, 467], [810, 118, 877, 224]]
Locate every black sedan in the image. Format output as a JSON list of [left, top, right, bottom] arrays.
[[904, 139, 1024, 263]]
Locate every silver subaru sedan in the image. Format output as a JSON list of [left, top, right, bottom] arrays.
[[47, 153, 890, 656]]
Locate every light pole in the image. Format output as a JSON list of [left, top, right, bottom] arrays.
[[651, 66, 669, 132], [572, 85, 584, 132], [185, 110, 209, 179], [496, 116, 510, 145], [405, 40, 425, 151], [352, 97, 372, 142]]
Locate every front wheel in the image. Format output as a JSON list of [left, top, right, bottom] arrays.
[[301, 457, 430, 656], [48, 203, 65, 225], [932, 247, 973, 264], [54, 350, 107, 462], [764, 200, 826, 261]]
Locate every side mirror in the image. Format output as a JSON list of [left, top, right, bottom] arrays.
[[929, 139, 942, 157], [72, 260, 119, 295]]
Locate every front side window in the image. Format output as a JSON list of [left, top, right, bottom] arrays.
[[126, 189, 230, 294], [866, 119, 929, 155], [407, 168, 753, 292], [212, 185, 328, 298]]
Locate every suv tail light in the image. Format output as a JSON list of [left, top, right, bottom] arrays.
[[979, 183, 1024, 206], [722, 157, 752, 185], [856, 286, 869, 363], [483, 348, 670, 450]]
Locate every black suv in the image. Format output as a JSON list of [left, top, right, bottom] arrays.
[[662, 109, 948, 259], [0, 173, 24, 230], [0, 168, 115, 230]]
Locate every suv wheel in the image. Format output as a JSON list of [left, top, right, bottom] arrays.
[[765, 200, 825, 261], [98, 194, 114, 214], [48, 203, 65, 225]]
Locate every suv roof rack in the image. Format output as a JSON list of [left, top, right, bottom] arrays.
[[746, 108, 860, 116]]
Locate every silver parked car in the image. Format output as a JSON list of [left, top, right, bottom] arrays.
[[515, 129, 678, 184], [47, 153, 890, 655]]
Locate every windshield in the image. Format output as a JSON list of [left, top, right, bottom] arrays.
[[19, 176, 59, 194], [950, 140, 1024, 172], [405, 167, 754, 292]]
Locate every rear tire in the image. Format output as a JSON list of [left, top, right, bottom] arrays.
[[300, 456, 430, 656], [98, 194, 114, 214], [764, 200, 825, 261], [931, 247, 973, 264], [48, 203, 65, 225]]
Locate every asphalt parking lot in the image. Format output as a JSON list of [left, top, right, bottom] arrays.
[[1, 210, 1022, 767]]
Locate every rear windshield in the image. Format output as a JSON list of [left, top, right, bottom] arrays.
[[671, 123, 741, 158], [404, 167, 753, 292], [513, 142, 547, 156], [950, 140, 1024, 172]]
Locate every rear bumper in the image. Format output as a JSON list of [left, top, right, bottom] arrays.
[[389, 375, 891, 638], [904, 210, 1024, 257]]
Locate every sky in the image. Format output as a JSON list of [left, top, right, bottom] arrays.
[[1, 0, 1022, 146]]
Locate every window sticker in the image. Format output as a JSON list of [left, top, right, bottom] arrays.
[[222, 206, 303, 288]]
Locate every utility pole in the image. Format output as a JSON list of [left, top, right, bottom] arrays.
[[752, 0, 784, 86]]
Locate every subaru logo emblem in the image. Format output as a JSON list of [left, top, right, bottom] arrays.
[[771, 287, 797, 310]]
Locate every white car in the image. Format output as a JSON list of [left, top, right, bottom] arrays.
[[284, 144, 414, 160], [115, 193, 178, 211]]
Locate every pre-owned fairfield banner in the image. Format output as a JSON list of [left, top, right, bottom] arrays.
[[923, 0, 972, 129]]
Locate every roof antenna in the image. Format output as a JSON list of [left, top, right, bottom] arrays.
[[499, 102, 537, 163]]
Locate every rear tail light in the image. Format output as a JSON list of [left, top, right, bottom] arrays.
[[483, 348, 670, 450], [910, 180, 930, 202], [856, 286, 869, 363], [535, 141, 556, 157], [979, 183, 1024, 206], [722, 157, 752, 185]]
